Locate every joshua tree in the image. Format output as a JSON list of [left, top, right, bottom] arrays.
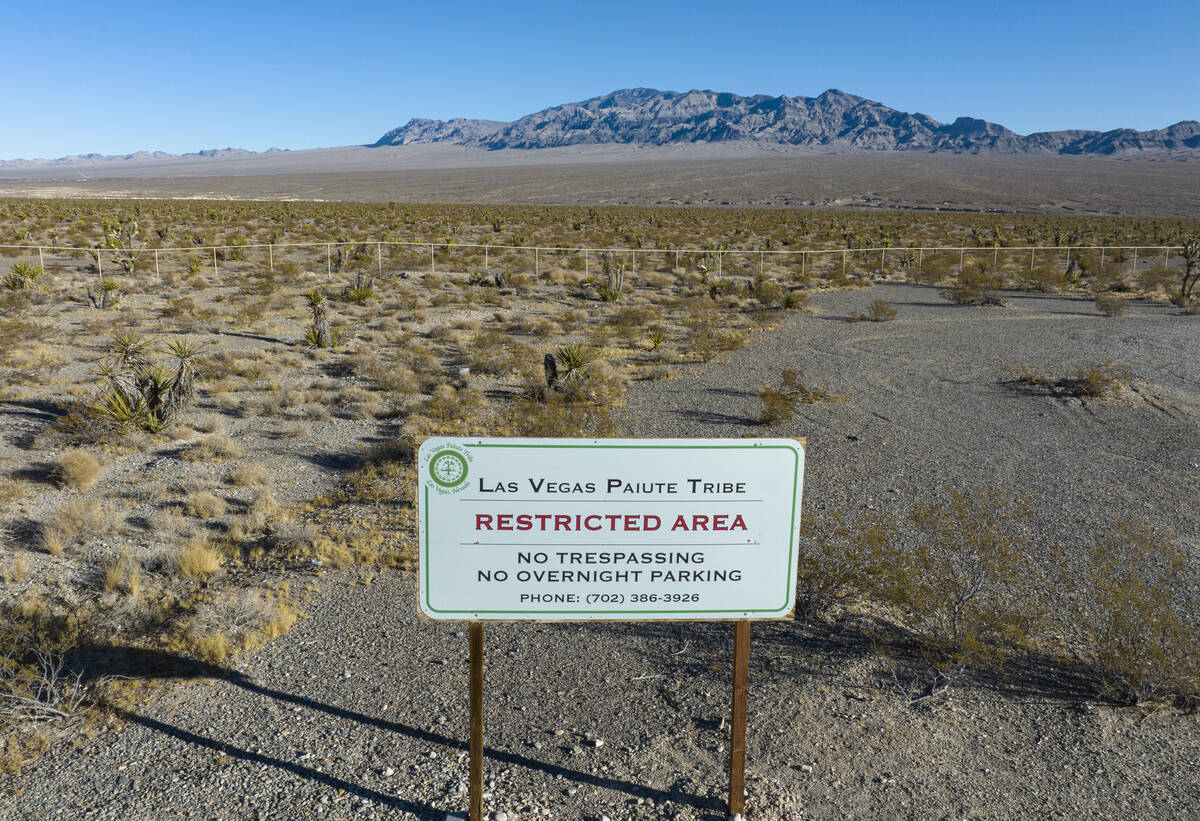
[[1178, 237, 1200, 304]]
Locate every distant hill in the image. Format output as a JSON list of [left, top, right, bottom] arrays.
[[373, 88, 1200, 157], [0, 147, 287, 170]]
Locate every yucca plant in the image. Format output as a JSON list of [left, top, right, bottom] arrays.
[[344, 273, 376, 305], [164, 338, 204, 415], [2, 261, 44, 290], [109, 332, 153, 372], [305, 288, 333, 348], [554, 344, 592, 380], [647, 329, 667, 350]]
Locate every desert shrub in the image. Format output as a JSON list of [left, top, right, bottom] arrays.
[[507, 395, 617, 438], [783, 289, 809, 310], [1022, 266, 1069, 293], [50, 451, 101, 490], [870, 488, 1040, 699], [1066, 362, 1132, 399], [944, 267, 1006, 306], [1069, 520, 1199, 707], [186, 591, 297, 662], [752, 278, 787, 308], [758, 369, 846, 423], [1094, 293, 1127, 317], [854, 298, 898, 322], [1003, 361, 1131, 400], [794, 511, 889, 621]]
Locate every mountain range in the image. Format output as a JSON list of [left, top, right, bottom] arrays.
[[373, 88, 1200, 157]]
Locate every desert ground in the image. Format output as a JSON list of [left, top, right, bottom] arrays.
[[0, 196, 1198, 819], [2, 145, 1200, 216], [3, 284, 1198, 820]]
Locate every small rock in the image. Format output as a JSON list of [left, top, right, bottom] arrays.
[[800, 764, 813, 774]]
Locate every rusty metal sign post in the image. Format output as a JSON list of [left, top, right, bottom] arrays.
[[419, 437, 805, 821]]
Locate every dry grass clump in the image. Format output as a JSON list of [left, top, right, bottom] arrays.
[[758, 369, 847, 424], [41, 498, 107, 554], [175, 539, 223, 579], [101, 551, 141, 596], [2, 553, 29, 584], [184, 492, 227, 519], [228, 463, 270, 487], [49, 450, 101, 490], [185, 433, 243, 462]]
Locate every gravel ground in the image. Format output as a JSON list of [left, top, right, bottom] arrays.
[[5, 284, 1198, 820]]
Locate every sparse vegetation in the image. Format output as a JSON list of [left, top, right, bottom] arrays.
[[758, 369, 846, 423], [50, 451, 101, 490], [1004, 361, 1132, 400]]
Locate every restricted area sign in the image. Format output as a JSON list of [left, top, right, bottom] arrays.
[[417, 437, 805, 621]]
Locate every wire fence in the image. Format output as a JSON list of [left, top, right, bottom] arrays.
[[0, 240, 1188, 283]]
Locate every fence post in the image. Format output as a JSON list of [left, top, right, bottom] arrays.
[[959, 247, 965, 274], [718, 250, 722, 277], [1164, 247, 1170, 266], [154, 249, 160, 280], [484, 244, 488, 273], [993, 246, 999, 267], [675, 250, 679, 274], [269, 244, 274, 273], [430, 244, 435, 274], [842, 249, 847, 276], [880, 248, 885, 272], [801, 251, 806, 277], [377, 241, 383, 276], [760, 250, 765, 276], [1100, 246, 1105, 269], [97, 249, 102, 277], [1132, 248, 1138, 274], [534, 247, 539, 279], [213, 247, 218, 277], [38, 247, 45, 270], [327, 244, 333, 277], [631, 249, 636, 277], [1030, 247, 1035, 272], [584, 248, 588, 278]]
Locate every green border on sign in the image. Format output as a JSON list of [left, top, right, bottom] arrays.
[[421, 442, 801, 617]]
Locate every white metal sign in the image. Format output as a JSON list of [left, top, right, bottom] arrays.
[[417, 437, 805, 621]]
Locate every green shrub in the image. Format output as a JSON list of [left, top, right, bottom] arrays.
[[870, 488, 1040, 698], [944, 267, 1006, 306], [1094, 293, 1127, 317], [1070, 520, 1199, 707], [794, 510, 889, 621]]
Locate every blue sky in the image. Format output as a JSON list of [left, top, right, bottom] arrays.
[[7, 0, 1197, 158]]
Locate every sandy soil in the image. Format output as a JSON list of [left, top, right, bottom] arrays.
[[4, 285, 1197, 820]]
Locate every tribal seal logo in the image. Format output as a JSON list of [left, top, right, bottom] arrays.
[[428, 449, 469, 489]]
